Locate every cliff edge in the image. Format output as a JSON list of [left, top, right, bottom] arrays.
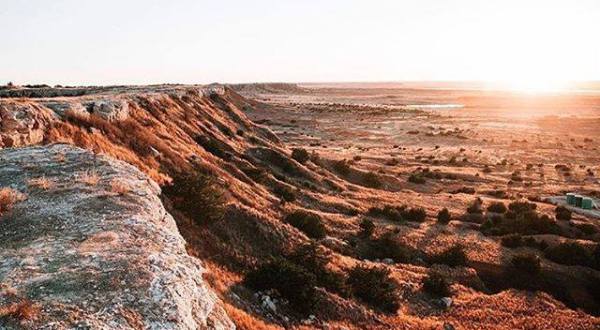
[[0, 144, 234, 329]]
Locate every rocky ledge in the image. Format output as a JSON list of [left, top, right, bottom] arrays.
[[0, 144, 234, 329]]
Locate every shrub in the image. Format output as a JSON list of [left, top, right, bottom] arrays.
[[163, 171, 226, 225], [545, 242, 592, 267], [363, 171, 382, 188], [437, 208, 451, 224], [466, 198, 483, 214], [333, 160, 351, 176], [194, 135, 232, 161], [0, 188, 26, 216], [287, 243, 349, 296], [291, 148, 310, 164], [365, 232, 413, 263], [422, 272, 451, 297], [508, 200, 537, 214], [244, 259, 317, 314], [273, 185, 296, 202], [347, 265, 399, 313], [0, 299, 39, 322], [482, 210, 557, 236], [402, 207, 427, 222], [408, 174, 426, 184], [367, 205, 403, 222], [359, 218, 375, 237], [285, 210, 327, 239], [501, 234, 523, 248], [487, 202, 507, 214], [555, 206, 572, 221], [430, 245, 467, 267], [510, 253, 541, 275]]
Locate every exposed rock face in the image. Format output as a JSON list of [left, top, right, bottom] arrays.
[[0, 101, 55, 148], [0, 144, 234, 329]]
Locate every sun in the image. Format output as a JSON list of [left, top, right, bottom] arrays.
[[504, 78, 569, 93]]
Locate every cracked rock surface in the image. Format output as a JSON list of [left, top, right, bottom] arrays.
[[0, 144, 234, 329]]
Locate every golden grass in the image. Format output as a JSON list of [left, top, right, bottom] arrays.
[[0, 188, 26, 215], [78, 170, 101, 186], [27, 176, 55, 190], [109, 180, 131, 195], [0, 299, 40, 322]]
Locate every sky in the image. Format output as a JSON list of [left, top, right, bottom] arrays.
[[1, 0, 600, 87]]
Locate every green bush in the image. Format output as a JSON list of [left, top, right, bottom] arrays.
[[367, 205, 403, 222], [437, 208, 451, 224], [422, 272, 451, 297], [408, 174, 426, 184], [466, 198, 483, 214], [365, 232, 413, 263], [555, 205, 572, 221], [333, 160, 351, 176], [274, 185, 296, 202], [501, 234, 523, 248], [347, 265, 399, 313], [244, 259, 317, 314], [510, 253, 541, 275], [363, 171, 382, 188], [430, 244, 467, 267], [487, 202, 507, 213], [163, 171, 226, 225], [544, 242, 592, 267], [359, 218, 375, 238], [285, 210, 327, 239], [287, 243, 349, 296], [291, 148, 310, 164], [402, 207, 427, 222], [508, 200, 537, 214]]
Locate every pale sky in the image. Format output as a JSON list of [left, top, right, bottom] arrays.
[[1, 0, 599, 86]]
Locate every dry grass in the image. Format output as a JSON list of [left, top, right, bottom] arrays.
[[0, 188, 26, 215], [78, 170, 101, 186], [0, 299, 40, 322], [109, 180, 131, 195], [27, 176, 55, 190]]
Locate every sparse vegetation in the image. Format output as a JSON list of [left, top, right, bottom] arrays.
[[333, 159, 351, 175], [555, 206, 572, 221], [359, 218, 375, 237], [544, 242, 593, 267], [437, 208, 451, 224], [487, 201, 507, 213], [362, 171, 382, 188], [422, 271, 451, 297], [510, 253, 541, 275], [0, 188, 26, 216], [285, 210, 327, 239], [273, 185, 297, 202], [429, 244, 468, 267], [78, 170, 100, 186], [244, 258, 318, 315], [163, 171, 226, 225], [291, 148, 310, 164], [0, 299, 39, 322], [408, 173, 426, 184], [347, 265, 399, 313]]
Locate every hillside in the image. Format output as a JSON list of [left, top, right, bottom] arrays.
[[1, 84, 599, 329]]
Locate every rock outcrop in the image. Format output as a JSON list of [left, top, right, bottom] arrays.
[[0, 144, 234, 329]]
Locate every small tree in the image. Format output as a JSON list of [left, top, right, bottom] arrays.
[[291, 148, 310, 164], [244, 259, 318, 315], [437, 208, 451, 224], [555, 206, 572, 221], [511, 253, 541, 275], [422, 271, 451, 297], [347, 265, 399, 313], [359, 218, 375, 237], [285, 210, 327, 239]]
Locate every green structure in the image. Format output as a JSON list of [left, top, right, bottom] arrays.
[[566, 193, 576, 205], [582, 198, 593, 210]]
